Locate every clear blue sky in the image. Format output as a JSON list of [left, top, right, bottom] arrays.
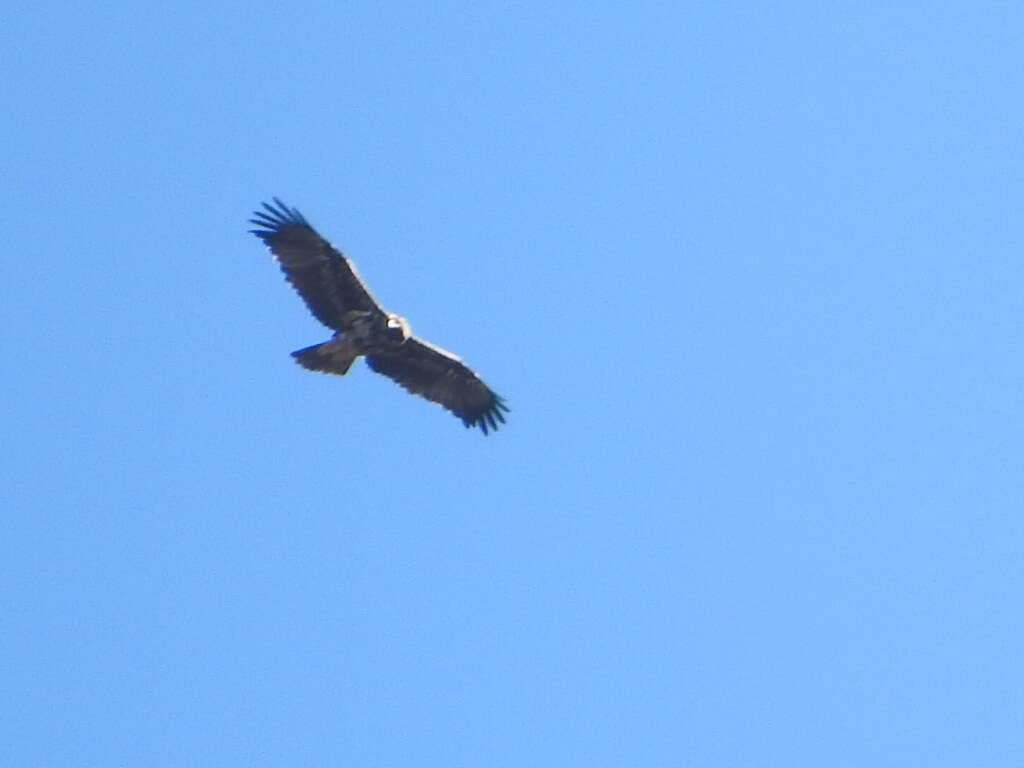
[[4, 1, 1023, 765]]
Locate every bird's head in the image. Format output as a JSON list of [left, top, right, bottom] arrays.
[[386, 314, 411, 342]]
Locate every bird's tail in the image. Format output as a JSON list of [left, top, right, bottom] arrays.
[[291, 340, 358, 376]]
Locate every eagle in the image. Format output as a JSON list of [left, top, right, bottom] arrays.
[[250, 198, 509, 434]]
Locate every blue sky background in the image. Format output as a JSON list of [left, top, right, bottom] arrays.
[[4, 1, 1024, 765]]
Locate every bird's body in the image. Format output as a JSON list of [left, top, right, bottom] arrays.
[[290, 309, 409, 377], [250, 199, 508, 434]]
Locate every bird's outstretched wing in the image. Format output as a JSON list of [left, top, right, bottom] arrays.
[[366, 338, 509, 434], [250, 198, 384, 330]]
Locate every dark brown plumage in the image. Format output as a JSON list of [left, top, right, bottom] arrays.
[[249, 198, 508, 434]]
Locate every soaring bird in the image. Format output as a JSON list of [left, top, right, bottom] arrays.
[[250, 199, 508, 434]]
